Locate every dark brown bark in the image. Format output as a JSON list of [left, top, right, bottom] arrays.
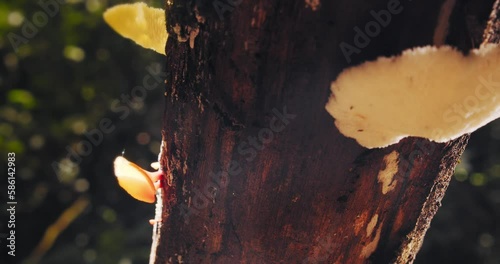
[[151, 0, 498, 263]]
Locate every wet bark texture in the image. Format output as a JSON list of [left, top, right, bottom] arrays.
[[151, 0, 498, 263]]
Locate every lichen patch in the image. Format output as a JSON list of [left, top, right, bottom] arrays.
[[361, 225, 382, 258], [377, 151, 399, 194], [366, 214, 379, 237]]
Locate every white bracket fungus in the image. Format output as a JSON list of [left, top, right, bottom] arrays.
[[103, 3, 168, 55], [326, 44, 500, 148]]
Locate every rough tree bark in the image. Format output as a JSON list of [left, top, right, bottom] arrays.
[[150, 0, 499, 263]]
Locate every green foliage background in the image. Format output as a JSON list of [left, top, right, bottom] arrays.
[[1, 0, 165, 263], [0, 0, 498, 263]]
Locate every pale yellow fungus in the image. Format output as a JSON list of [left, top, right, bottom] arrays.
[[103, 3, 167, 55]]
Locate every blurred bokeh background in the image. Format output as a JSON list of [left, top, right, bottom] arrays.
[[1, 0, 164, 263], [0, 0, 498, 263]]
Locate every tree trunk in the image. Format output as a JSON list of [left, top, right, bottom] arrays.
[[151, 0, 499, 263]]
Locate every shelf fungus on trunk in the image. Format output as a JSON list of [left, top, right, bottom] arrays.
[[103, 2, 167, 55], [113, 156, 163, 203], [326, 44, 500, 148]]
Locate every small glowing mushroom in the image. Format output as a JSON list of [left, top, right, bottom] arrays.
[[103, 3, 168, 55], [326, 44, 500, 148], [113, 156, 163, 203]]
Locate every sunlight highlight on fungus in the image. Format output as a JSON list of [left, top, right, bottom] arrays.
[[113, 156, 162, 203], [103, 3, 167, 55], [326, 44, 500, 148]]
